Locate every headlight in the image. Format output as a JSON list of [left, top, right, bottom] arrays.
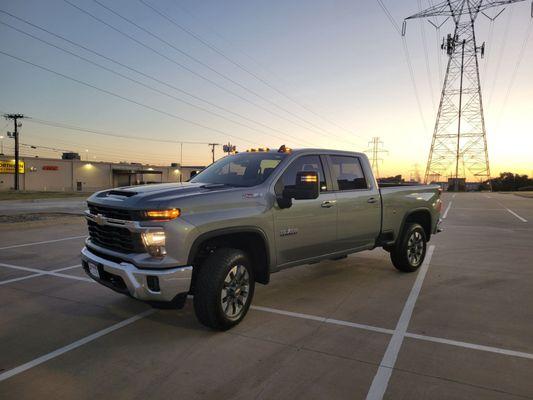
[[141, 231, 166, 257]]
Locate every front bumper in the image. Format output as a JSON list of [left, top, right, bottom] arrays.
[[81, 247, 192, 304]]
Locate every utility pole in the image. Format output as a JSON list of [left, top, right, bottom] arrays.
[[4, 114, 24, 190], [365, 137, 388, 179], [208, 143, 220, 164], [403, 0, 531, 191]]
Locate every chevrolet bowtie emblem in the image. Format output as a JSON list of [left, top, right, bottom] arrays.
[[94, 214, 106, 225]]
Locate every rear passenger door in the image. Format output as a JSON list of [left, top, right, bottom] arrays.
[[327, 155, 381, 250], [272, 155, 338, 265]]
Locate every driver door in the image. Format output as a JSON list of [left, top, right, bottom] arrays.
[[273, 155, 338, 266]]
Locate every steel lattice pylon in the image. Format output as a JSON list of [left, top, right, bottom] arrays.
[[404, 0, 528, 188]]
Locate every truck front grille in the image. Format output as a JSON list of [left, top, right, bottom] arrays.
[[87, 220, 144, 253], [88, 204, 135, 221]]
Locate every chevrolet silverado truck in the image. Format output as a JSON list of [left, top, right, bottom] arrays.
[[81, 147, 442, 330]]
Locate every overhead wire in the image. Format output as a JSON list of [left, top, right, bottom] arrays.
[[496, 18, 533, 127], [0, 9, 318, 148], [375, 0, 429, 132], [0, 19, 315, 148], [65, 0, 357, 144], [418, 0, 436, 111], [487, 6, 514, 109], [0, 50, 263, 146], [138, 0, 361, 141]]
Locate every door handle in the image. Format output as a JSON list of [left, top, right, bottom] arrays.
[[321, 200, 336, 208], [367, 197, 378, 204]]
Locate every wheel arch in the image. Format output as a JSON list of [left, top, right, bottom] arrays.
[[188, 227, 271, 287], [400, 208, 433, 241]]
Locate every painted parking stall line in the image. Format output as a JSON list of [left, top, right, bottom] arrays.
[[0, 262, 92, 283], [0, 264, 82, 286], [251, 306, 395, 335], [366, 245, 435, 400], [0, 235, 86, 251], [405, 333, 533, 361], [505, 208, 528, 223], [0, 309, 155, 383], [442, 202, 452, 219]]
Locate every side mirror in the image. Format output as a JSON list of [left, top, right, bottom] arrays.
[[283, 171, 320, 200]]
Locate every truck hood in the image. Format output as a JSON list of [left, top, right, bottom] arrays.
[[87, 182, 239, 210]]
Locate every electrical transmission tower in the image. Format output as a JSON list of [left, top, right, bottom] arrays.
[[365, 137, 388, 179], [403, 0, 531, 190]]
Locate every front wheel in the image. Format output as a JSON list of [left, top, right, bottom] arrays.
[[193, 248, 255, 330], [390, 223, 427, 272]]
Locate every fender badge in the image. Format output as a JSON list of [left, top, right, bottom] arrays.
[[280, 228, 298, 237], [242, 193, 262, 199]]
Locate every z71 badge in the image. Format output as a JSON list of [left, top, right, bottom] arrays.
[[280, 228, 298, 237]]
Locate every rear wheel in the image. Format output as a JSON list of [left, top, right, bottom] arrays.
[[193, 248, 255, 330], [390, 223, 427, 272]]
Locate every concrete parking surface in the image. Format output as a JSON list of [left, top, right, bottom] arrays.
[[0, 192, 532, 399]]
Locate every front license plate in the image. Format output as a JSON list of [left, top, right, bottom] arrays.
[[88, 262, 100, 279]]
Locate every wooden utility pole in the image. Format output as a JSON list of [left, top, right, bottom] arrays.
[[4, 114, 24, 190]]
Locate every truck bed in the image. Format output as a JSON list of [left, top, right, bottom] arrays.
[[379, 184, 441, 242]]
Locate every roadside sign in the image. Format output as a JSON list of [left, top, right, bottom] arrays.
[[0, 160, 25, 174]]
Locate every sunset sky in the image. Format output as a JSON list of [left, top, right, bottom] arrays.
[[0, 0, 532, 179]]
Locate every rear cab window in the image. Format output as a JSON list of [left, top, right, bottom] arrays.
[[329, 155, 368, 190]]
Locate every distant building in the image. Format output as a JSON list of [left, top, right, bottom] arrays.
[[62, 152, 81, 160], [0, 155, 205, 192]]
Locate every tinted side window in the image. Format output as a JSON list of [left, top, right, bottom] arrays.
[[330, 156, 367, 190], [280, 155, 327, 192]]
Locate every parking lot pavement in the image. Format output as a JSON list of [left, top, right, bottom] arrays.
[[0, 198, 86, 215], [0, 192, 532, 399]]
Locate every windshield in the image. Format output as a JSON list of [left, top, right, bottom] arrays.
[[190, 152, 286, 187]]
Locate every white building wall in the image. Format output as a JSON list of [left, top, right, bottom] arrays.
[[0, 156, 204, 192]]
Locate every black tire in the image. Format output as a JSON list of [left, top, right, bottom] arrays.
[[193, 248, 255, 330], [390, 223, 427, 272]]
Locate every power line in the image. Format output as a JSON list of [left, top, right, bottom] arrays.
[[496, 19, 533, 127], [0, 49, 263, 146], [0, 9, 318, 147], [64, 0, 355, 144], [417, 0, 436, 111], [0, 19, 315, 148], [93, 0, 355, 142], [138, 0, 361, 141], [487, 6, 514, 109], [376, 0, 402, 35], [375, 0, 428, 132]]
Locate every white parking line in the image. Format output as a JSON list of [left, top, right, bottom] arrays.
[[0, 262, 92, 283], [0, 235, 86, 251], [251, 306, 395, 335], [366, 245, 435, 400], [490, 198, 528, 223], [253, 304, 533, 362], [0, 264, 82, 286], [505, 208, 528, 223], [452, 193, 456, 199], [0, 309, 155, 382], [405, 333, 533, 361], [442, 202, 452, 219]]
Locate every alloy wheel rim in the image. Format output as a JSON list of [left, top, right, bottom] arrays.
[[407, 231, 424, 266], [221, 265, 250, 319]]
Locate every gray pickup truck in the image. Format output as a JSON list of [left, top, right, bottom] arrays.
[[81, 147, 442, 330]]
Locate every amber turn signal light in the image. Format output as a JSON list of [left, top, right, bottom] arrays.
[[146, 209, 181, 220]]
